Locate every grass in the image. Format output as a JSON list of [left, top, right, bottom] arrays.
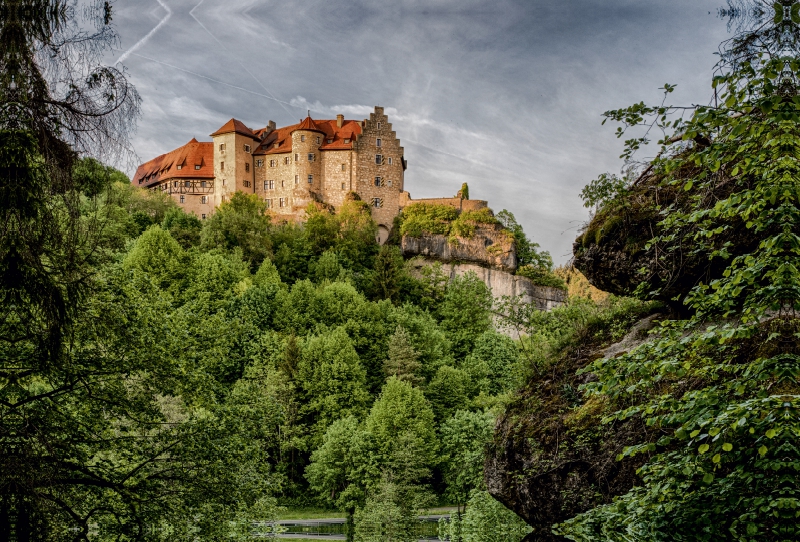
[[277, 507, 342, 520]]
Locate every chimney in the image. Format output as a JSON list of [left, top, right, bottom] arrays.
[[336, 114, 344, 128], [267, 120, 276, 132]]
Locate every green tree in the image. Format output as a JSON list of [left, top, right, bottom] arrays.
[[122, 225, 187, 293], [384, 325, 423, 385], [437, 272, 494, 359], [556, 12, 800, 541], [425, 366, 471, 422], [365, 377, 437, 464], [298, 327, 371, 441], [439, 410, 495, 513], [162, 206, 203, 248], [201, 191, 272, 268], [462, 331, 521, 395], [306, 416, 377, 540], [312, 248, 345, 283], [367, 244, 406, 302], [439, 490, 531, 542]]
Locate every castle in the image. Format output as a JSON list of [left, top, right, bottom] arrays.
[[132, 106, 488, 243]]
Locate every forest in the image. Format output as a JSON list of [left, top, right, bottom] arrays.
[[6, 1, 800, 542]]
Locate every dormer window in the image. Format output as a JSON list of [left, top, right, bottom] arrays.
[[344, 138, 350, 144], [177, 165, 183, 170], [274, 142, 279, 149], [195, 165, 201, 170], [327, 139, 333, 144]]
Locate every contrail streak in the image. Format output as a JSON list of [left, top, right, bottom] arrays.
[[116, 0, 172, 65], [189, 0, 298, 118], [127, 51, 296, 108]]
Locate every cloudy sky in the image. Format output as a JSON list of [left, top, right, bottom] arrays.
[[106, 0, 731, 262]]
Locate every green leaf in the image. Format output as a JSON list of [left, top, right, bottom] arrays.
[[759, 445, 768, 457], [722, 443, 733, 452], [703, 473, 715, 484], [698, 444, 710, 454], [766, 428, 777, 439], [684, 181, 694, 191]]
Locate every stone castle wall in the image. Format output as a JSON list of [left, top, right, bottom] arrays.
[[399, 191, 488, 212], [355, 107, 405, 229]]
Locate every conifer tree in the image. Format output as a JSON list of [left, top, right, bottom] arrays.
[[384, 325, 423, 385]]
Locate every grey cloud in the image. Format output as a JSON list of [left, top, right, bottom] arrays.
[[107, 0, 730, 261]]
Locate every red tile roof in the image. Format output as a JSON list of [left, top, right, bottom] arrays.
[[131, 138, 214, 187], [210, 118, 257, 138], [254, 117, 363, 155]]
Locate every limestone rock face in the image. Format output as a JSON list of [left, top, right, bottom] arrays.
[[408, 259, 565, 312], [401, 224, 517, 272]]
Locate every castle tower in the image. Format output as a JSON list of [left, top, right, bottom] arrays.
[[290, 115, 325, 211], [210, 119, 258, 207]]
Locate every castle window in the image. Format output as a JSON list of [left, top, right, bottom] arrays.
[[257, 159, 264, 167], [285, 157, 290, 164], [220, 162, 225, 170], [201, 196, 208, 204], [375, 154, 383, 165], [219, 143, 226, 151], [281, 180, 285, 187], [308, 153, 314, 162], [372, 197, 383, 208], [279, 197, 286, 207], [388, 157, 393, 165], [374, 177, 381, 187], [387, 180, 393, 187], [195, 165, 201, 170], [202, 213, 207, 219], [185, 180, 191, 187], [180, 195, 185, 204], [244, 144, 251, 153], [376, 138, 382, 147], [243, 180, 251, 188], [264, 180, 274, 190], [316, 136, 321, 144], [342, 183, 346, 190], [341, 164, 346, 171], [308, 174, 313, 184], [295, 154, 299, 162], [222, 179, 226, 186], [301, 135, 305, 142], [201, 181, 207, 188], [173, 181, 178, 187], [265, 199, 271, 209], [270, 159, 276, 167], [245, 163, 250, 173], [295, 175, 299, 184], [377, 122, 381, 130]]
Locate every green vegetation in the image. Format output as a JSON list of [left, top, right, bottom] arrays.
[[552, 9, 800, 542]]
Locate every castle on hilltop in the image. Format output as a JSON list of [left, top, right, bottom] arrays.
[[132, 106, 486, 243]]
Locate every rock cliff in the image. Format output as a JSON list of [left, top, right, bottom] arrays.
[[484, 312, 661, 541], [408, 259, 565, 312], [401, 223, 517, 272]]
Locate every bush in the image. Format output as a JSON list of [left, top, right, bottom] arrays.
[[399, 203, 458, 238], [515, 264, 566, 290]]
